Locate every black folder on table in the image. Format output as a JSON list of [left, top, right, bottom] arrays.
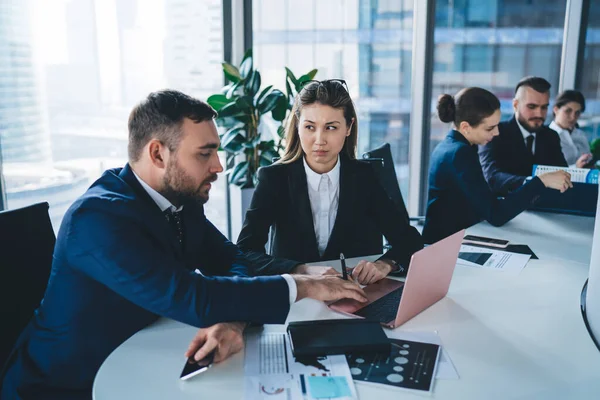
[[286, 319, 390, 357], [532, 183, 598, 217]]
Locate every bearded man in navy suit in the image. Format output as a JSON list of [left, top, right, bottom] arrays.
[[479, 76, 567, 195], [0, 90, 366, 400]]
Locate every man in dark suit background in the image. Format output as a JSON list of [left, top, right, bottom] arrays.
[[479, 76, 567, 195], [0, 90, 366, 400]]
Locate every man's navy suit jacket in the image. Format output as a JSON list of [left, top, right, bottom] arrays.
[[478, 116, 567, 195], [423, 130, 546, 244], [1, 164, 296, 400]]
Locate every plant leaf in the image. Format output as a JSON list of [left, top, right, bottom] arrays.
[[217, 116, 243, 129], [285, 67, 298, 86], [242, 135, 262, 149], [259, 149, 279, 165], [277, 125, 285, 139], [256, 85, 273, 104], [259, 155, 274, 167], [207, 94, 231, 112], [217, 102, 242, 118], [258, 139, 275, 151], [221, 83, 233, 95], [239, 56, 253, 79], [222, 62, 241, 83], [297, 70, 317, 89], [258, 89, 285, 114], [235, 95, 254, 113], [221, 125, 245, 141], [271, 95, 288, 122], [221, 132, 245, 154], [226, 80, 242, 99], [242, 48, 252, 62], [229, 161, 248, 186], [245, 70, 261, 97]]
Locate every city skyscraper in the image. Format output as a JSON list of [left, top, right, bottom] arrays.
[[163, 0, 223, 99], [0, 0, 52, 164]]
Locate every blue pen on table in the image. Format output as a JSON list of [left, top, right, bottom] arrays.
[[340, 253, 348, 280]]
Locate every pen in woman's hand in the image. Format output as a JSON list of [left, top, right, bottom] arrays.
[[340, 253, 348, 280]]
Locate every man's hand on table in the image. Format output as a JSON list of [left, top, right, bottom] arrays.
[[185, 322, 246, 363]]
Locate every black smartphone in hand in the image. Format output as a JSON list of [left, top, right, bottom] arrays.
[[180, 350, 215, 381]]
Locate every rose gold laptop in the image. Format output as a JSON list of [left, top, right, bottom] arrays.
[[329, 229, 464, 329]]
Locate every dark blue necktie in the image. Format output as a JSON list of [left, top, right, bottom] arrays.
[[526, 135, 534, 156], [164, 209, 184, 248]]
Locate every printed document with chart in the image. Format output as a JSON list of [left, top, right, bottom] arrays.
[[457, 245, 531, 275], [244, 326, 357, 400]]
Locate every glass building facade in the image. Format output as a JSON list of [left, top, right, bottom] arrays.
[[253, 0, 414, 197], [429, 0, 567, 155], [0, 0, 597, 228]]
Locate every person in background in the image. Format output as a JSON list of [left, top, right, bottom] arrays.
[[0, 90, 367, 400], [479, 76, 568, 195], [550, 90, 593, 168], [237, 80, 423, 285], [423, 87, 572, 244]]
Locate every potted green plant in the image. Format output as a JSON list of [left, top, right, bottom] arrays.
[[590, 138, 600, 168], [207, 49, 317, 238]]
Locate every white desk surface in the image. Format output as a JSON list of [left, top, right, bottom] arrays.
[[93, 212, 600, 400]]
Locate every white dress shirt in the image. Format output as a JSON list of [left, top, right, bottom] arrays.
[[303, 156, 341, 256], [516, 118, 536, 155], [132, 170, 297, 303], [550, 121, 591, 167]]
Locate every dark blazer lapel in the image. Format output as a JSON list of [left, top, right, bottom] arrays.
[[509, 117, 533, 166], [181, 203, 205, 264], [288, 159, 320, 261], [323, 157, 355, 259], [118, 164, 184, 256]]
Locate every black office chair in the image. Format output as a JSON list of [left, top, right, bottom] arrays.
[[0, 202, 55, 366], [362, 143, 425, 225], [580, 279, 600, 352]]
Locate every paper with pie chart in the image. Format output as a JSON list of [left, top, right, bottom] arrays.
[[456, 245, 531, 275], [346, 339, 440, 393]]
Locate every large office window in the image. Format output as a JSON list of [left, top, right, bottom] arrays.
[[0, 0, 227, 234], [253, 0, 414, 198], [578, 0, 600, 141], [429, 0, 567, 157]]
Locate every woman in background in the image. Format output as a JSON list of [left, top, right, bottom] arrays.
[[550, 90, 593, 168], [422, 87, 573, 244], [237, 80, 423, 284]]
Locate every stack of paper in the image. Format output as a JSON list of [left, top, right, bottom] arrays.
[[532, 164, 598, 184], [244, 327, 358, 400], [244, 327, 458, 398]]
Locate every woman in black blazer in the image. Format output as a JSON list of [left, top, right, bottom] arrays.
[[423, 87, 573, 244], [237, 80, 423, 284]]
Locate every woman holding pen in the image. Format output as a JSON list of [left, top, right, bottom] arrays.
[[237, 80, 423, 284]]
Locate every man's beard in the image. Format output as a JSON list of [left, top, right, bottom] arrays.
[[517, 113, 545, 133], [161, 159, 217, 206]]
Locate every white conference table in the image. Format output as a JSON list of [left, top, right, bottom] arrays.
[[93, 211, 600, 399]]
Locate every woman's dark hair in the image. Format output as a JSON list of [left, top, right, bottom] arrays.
[[554, 90, 586, 113], [279, 80, 358, 164], [437, 87, 500, 127]]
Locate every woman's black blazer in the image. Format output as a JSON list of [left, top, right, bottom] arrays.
[[237, 155, 423, 267]]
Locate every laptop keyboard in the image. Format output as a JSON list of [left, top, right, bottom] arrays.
[[354, 286, 404, 323]]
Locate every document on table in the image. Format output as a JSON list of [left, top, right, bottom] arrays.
[[386, 330, 459, 380], [456, 245, 531, 275], [244, 326, 357, 400]]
